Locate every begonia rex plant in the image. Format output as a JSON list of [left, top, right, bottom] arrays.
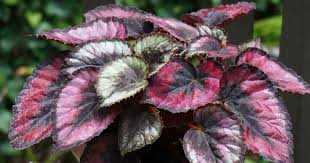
[[9, 2, 309, 163]]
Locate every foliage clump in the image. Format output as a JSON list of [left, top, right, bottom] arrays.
[[8, 2, 309, 163]]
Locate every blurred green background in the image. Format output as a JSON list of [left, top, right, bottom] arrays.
[[0, 0, 282, 162]]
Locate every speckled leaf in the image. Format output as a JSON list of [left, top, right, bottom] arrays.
[[96, 56, 149, 107], [142, 58, 222, 113], [237, 48, 310, 94], [118, 106, 163, 155], [145, 15, 199, 42], [220, 64, 293, 162], [84, 4, 151, 37], [9, 54, 67, 150], [183, 105, 244, 163], [62, 40, 132, 74], [185, 35, 238, 59], [134, 33, 180, 76], [36, 18, 126, 45], [197, 26, 228, 41], [182, 2, 256, 27], [53, 68, 121, 152], [80, 133, 140, 163]]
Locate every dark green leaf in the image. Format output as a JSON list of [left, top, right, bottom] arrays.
[[118, 106, 163, 155]]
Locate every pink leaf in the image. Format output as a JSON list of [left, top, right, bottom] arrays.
[[145, 15, 199, 42], [80, 133, 140, 163], [52, 68, 121, 152], [182, 2, 256, 27], [186, 35, 239, 58], [237, 48, 310, 94], [9, 54, 67, 150], [183, 105, 244, 163], [220, 64, 293, 162], [36, 18, 126, 45], [142, 58, 222, 113], [84, 4, 151, 37]]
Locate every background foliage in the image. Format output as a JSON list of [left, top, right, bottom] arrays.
[[0, 0, 282, 162]]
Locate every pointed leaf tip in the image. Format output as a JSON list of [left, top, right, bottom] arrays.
[[220, 64, 293, 162], [9, 53, 67, 150], [36, 18, 127, 45], [145, 15, 199, 42], [96, 56, 149, 107], [182, 2, 256, 27], [237, 48, 310, 94]]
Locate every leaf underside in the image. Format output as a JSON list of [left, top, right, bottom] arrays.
[[84, 4, 151, 37], [183, 105, 244, 163], [145, 15, 199, 42], [53, 68, 121, 152], [96, 56, 149, 107], [80, 133, 140, 163], [186, 35, 239, 59], [36, 17, 127, 45], [134, 33, 180, 76], [220, 64, 293, 162], [142, 58, 222, 113], [118, 105, 163, 155], [9, 53, 67, 150], [181, 2, 256, 27], [62, 40, 132, 74], [237, 48, 310, 94]]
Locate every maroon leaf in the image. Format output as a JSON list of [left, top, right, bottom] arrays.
[[181, 2, 256, 27], [36, 18, 126, 45], [52, 68, 121, 152], [145, 15, 199, 42], [142, 58, 223, 113], [84, 4, 151, 37], [220, 64, 293, 162], [185, 35, 239, 58], [9, 54, 67, 150], [118, 106, 163, 155], [80, 133, 140, 163], [183, 105, 244, 163], [237, 48, 310, 94]]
